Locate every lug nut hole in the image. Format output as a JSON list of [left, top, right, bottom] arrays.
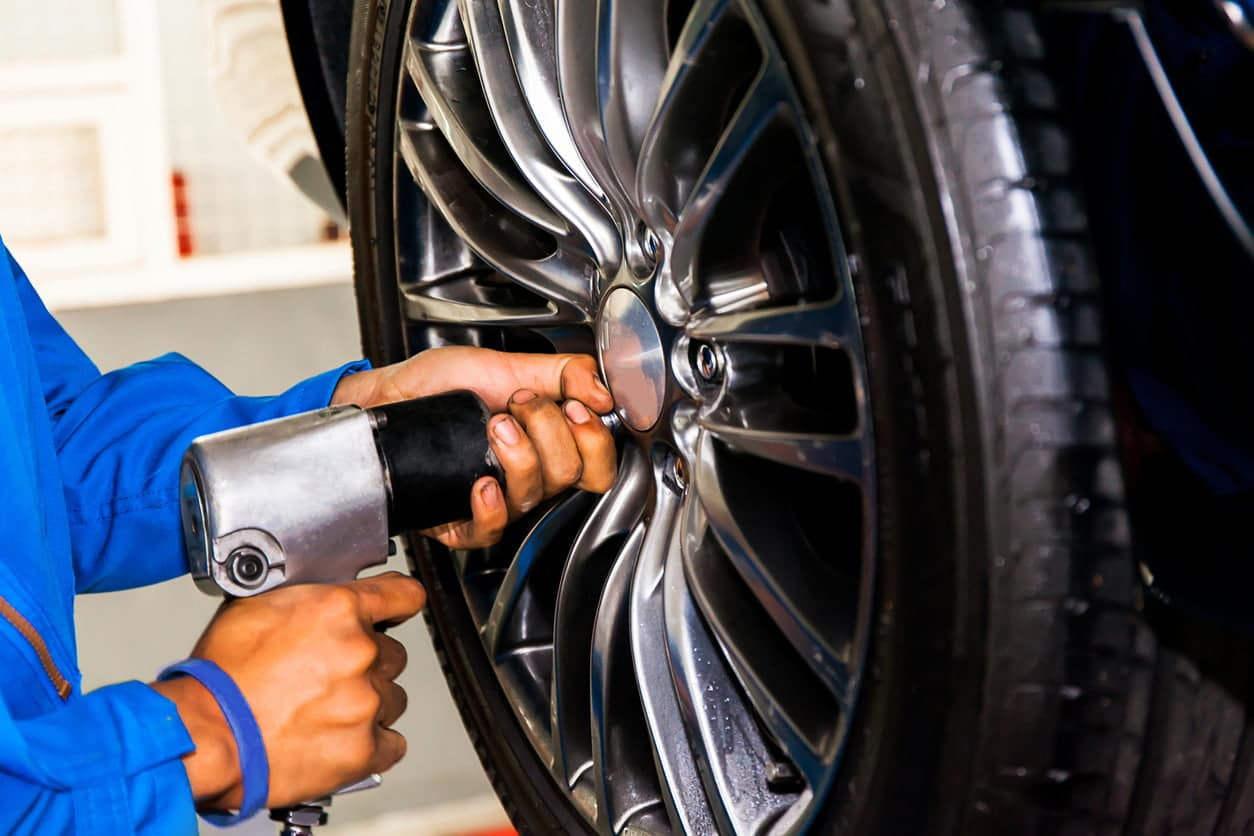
[[693, 342, 724, 384]]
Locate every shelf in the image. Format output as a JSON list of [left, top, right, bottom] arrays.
[[35, 240, 352, 311]]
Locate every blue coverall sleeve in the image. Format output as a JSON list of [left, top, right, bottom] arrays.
[[0, 682, 198, 835], [11, 252, 371, 592]]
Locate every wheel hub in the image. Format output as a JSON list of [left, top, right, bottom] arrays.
[[597, 288, 668, 432]]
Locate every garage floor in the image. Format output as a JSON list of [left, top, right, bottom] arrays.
[[57, 282, 496, 831]]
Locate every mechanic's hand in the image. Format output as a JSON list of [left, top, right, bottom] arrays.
[[423, 385, 617, 549], [331, 345, 614, 414], [332, 347, 618, 549], [152, 572, 424, 810]]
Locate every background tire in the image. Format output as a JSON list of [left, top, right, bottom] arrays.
[[345, 0, 1251, 832]]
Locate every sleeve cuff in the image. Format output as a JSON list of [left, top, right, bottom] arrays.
[[273, 358, 373, 414], [204, 358, 373, 427]]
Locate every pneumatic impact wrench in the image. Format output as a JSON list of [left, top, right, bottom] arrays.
[[179, 390, 503, 834]]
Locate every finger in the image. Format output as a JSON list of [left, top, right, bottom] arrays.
[[563, 400, 617, 493], [469, 476, 508, 546], [370, 728, 408, 773], [350, 572, 427, 627], [422, 475, 509, 549], [558, 354, 615, 414], [373, 633, 408, 680], [506, 353, 614, 414], [509, 391, 582, 495], [423, 518, 472, 550], [445, 477, 508, 550], [376, 680, 408, 728], [488, 414, 543, 516]]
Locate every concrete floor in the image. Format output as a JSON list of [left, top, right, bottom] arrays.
[[57, 282, 493, 829]]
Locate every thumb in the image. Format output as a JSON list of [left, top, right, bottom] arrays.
[[507, 354, 614, 413]]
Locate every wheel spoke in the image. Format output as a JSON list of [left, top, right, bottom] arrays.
[[661, 67, 792, 309], [637, 0, 740, 231], [458, 0, 621, 273], [481, 491, 597, 657], [404, 42, 569, 236], [629, 469, 717, 835], [686, 296, 860, 351], [398, 120, 595, 315], [497, 0, 604, 204], [663, 495, 801, 834], [692, 430, 858, 700], [699, 417, 868, 483], [687, 538, 832, 797], [400, 281, 570, 326], [551, 448, 651, 787], [588, 524, 670, 834], [554, 0, 639, 235], [554, 0, 605, 174], [681, 496, 834, 788], [599, 0, 670, 206], [404, 193, 485, 288]]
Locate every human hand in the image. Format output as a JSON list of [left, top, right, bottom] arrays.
[[330, 345, 614, 414], [152, 572, 424, 810], [332, 347, 618, 549]]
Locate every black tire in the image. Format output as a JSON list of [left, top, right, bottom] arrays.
[[345, 0, 1251, 832]]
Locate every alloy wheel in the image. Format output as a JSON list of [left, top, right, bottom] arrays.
[[390, 0, 877, 831]]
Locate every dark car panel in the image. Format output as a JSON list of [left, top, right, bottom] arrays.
[[1045, 2, 1254, 628], [281, 0, 353, 211]]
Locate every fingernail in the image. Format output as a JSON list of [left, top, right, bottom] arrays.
[[492, 416, 521, 445], [564, 400, 592, 424], [512, 389, 537, 404], [480, 480, 501, 508]]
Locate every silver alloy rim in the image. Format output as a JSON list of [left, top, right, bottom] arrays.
[[391, 1, 876, 832]]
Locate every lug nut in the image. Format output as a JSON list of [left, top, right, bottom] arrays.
[[671, 456, 688, 491], [629, 223, 661, 277], [694, 343, 723, 384], [765, 760, 804, 793], [636, 222, 659, 261]]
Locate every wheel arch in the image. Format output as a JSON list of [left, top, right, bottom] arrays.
[[281, 0, 353, 215]]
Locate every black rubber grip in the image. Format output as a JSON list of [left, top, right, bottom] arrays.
[[369, 391, 503, 532]]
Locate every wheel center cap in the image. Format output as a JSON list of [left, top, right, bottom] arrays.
[[598, 288, 667, 431]]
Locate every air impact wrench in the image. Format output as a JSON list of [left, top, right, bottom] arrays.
[[179, 390, 503, 834]]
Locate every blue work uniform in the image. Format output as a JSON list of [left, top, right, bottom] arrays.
[[0, 237, 369, 834]]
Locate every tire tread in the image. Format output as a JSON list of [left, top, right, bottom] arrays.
[[902, 0, 1153, 830]]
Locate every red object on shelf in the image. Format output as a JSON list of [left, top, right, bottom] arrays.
[[170, 170, 195, 257]]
